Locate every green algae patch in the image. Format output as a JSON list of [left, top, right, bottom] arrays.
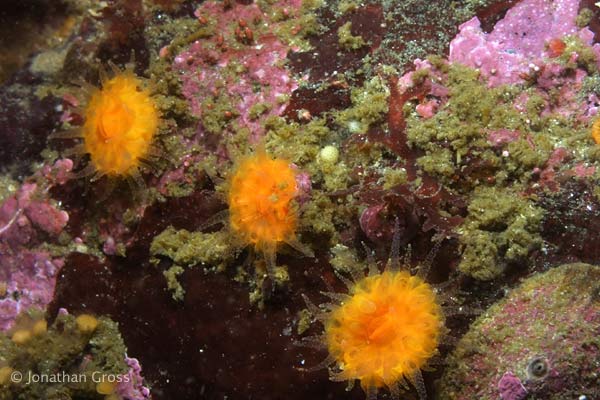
[[337, 22, 367, 50], [438, 263, 600, 399], [329, 243, 361, 275], [381, 166, 408, 189], [576, 8, 594, 28], [247, 262, 290, 309], [151, 227, 234, 301], [0, 312, 127, 399], [200, 95, 240, 135], [264, 115, 351, 191], [163, 265, 186, 301], [405, 65, 566, 190], [558, 35, 599, 74], [457, 187, 543, 280], [334, 76, 389, 135], [151, 226, 233, 270]]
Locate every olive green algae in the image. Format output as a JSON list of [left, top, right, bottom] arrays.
[[456, 187, 543, 280], [150, 226, 233, 270], [337, 22, 367, 51], [406, 65, 563, 189], [0, 312, 128, 400], [437, 263, 600, 399], [151, 226, 235, 300]]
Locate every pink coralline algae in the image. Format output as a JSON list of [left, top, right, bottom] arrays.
[[0, 251, 64, 331], [487, 129, 521, 146], [438, 263, 600, 399], [117, 356, 152, 400], [174, 0, 303, 142], [449, 0, 600, 87], [498, 372, 528, 400], [0, 159, 71, 331]]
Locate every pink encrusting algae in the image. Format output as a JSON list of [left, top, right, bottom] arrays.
[[449, 0, 600, 87], [174, 0, 304, 142], [0, 160, 71, 331]]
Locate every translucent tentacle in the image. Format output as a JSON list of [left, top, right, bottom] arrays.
[[301, 294, 329, 323], [296, 354, 336, 373], [293, 335, 327, 350], [333, 270, 354, 291], [197, 209, 229, 231], [389, 381, 401, 400], [62, 144, 86, 158], [129, 167, 146, 190], [107, 60, 121, 76], [410, 370, 427, 400], [98, 64, 109, 85], [71, 163, 97, 179], [443, 305, 483, 317], [389, 217, 401, 271], [284, 237, 314, 258], [418, 239, 442, 279], [365, 385, 378, 400], [49, 128, 82, 140], [320, 291, 349, 303]]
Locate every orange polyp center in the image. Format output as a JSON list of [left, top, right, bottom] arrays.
[[367, 310, 396, 345], [98, 98, 133, 141]]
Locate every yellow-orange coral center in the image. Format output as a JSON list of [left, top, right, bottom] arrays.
[[83, 72, 158, 176], [325, 270, 442, 390], [592, 118, 600, 144], [99, 98, 133, 140], [227, 152, 298, 252]]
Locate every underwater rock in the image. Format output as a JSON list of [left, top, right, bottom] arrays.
[[0, 76, 62, 173], [450, 0, 600, 87], [437, 263, 600, 399], [0, 251, 63, 331], [0, 159, 71, 331], [0, 310, 133, 399], [174, 0, 303, 142], [117, 356, 152, 400]]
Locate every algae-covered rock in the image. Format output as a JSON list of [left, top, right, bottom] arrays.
[[457, 187, 543, 280], [0, 312, 128, 400], [150, 226, 233, 270], [437, 263, 600, 400]]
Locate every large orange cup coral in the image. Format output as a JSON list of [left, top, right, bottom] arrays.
[[82, 71, 158, 177], [300, 250, 444, 400], [227, 148, 312, 268], [52, 63, 159, 186], [326, 270, 442, 395]]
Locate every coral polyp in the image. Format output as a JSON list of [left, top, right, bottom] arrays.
[[227, 149, 311, 266], [592, 117, 600, 144], [301, 249, 445, 400], [54, 64, 160, 185], [326, 270, 442, 393]]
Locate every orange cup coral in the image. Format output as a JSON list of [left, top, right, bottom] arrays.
[[301, 255, 444, 400], [326, 270, 442, 395], [592, 117, 600, 144], [82, 70, 158, 178], [52, 63, 159, 186], [227, 148, 312, 267]]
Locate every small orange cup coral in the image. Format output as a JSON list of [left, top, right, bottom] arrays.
[[300, 252, 444, 400], [227, 148, 312, 267], [592, 117, 600, 144], [53, 62, 159, 186]]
